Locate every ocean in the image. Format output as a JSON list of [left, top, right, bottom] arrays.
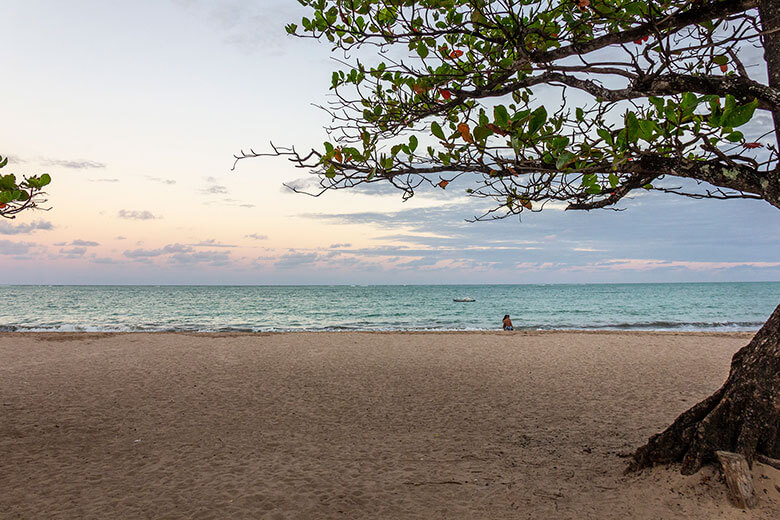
[[1, 282, 778, 333]]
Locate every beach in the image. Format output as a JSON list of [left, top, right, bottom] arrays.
[[1, 331, 778, 519]]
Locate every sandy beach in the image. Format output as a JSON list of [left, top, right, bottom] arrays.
[[1, 331, 778, 519]]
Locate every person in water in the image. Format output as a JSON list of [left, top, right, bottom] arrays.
[[502, 315, 514, 331]]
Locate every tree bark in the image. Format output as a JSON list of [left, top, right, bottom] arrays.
[[629, 303, 780, 474], [760, 0, 780, 144], [629, 0, 780, 475]]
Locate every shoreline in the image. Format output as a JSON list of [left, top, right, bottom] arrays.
[[2, 331, 777, 518], [0, 329, 760, 337]]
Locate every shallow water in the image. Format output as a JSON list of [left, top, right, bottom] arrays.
[[1, 282, 778, 332]]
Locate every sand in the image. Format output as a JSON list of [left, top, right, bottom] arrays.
[[1, 331, 778, 519]]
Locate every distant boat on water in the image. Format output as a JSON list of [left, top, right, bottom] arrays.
[[453, 297, 476, 302]]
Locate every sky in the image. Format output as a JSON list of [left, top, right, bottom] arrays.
[[1, 0, 779, 285]]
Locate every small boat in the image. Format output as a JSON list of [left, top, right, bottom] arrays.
[[453, 297, 476, 302]]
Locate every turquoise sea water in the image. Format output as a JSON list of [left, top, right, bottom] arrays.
[[1, 283, 778, 332]]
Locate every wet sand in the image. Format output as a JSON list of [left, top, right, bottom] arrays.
[[1, 331, 778, 519]]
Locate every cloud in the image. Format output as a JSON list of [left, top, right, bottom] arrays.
[[4, 154, 24, 164], [591, 258, 780, 272], [91, 257, 121, 264], [246, 233, 268, 240], [145, 176, 177, 185], [124, 243, 193, 258], [118, 209, 159, 220], [70, 239, 100, 247], [174, 0, 310, 56], [90, 178, 120, 183], [330, 243, 352, 248], [191, 239, 236, 248], [116, 236, 126, 240], [203, 184, 228, 195], [0, 240, 35, 255], [59, 247, 87, 257], [121, 243, 232, 267], [275, 252, 322, 269], [0, 220, 53, 235], [43, 158, 106, 169], [170, 250, 231, 266]]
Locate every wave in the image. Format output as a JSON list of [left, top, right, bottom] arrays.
[[0, 320, 764, 333]]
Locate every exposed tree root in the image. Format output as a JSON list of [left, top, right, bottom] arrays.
[[629, 303, 780, 475]]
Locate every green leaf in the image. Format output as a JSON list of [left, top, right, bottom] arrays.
[[416, 42, 428, 59], [494, 105, 509, 127], [608, 173, 619, 188], [626, 112, 640, 143], [722, 99, 758, 128], [555, 151, 576, 170], [0, 156, 7, 169], [408, 135, 418, 152], [681, 92, 698, 110], [712, 55, 728, 66], [575, 107, 584, 122], [473, 125, 490, 142], [39, 173, 51, 186], [527, 106, 547, 135], [431, 121, 446, 140], [725, 131, 744, 143]]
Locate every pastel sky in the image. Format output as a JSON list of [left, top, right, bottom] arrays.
[[1, 0, 779, 285]]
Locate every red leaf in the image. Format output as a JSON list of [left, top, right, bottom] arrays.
[[486, 123, 508, 136], [449, 49, 463, 59], [438, 180, 449, 189], [720, 64, 728, 73], [744, 142, 762, 149], [439, 89, 452, 100]]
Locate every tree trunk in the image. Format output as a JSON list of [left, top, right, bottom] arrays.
[[629, 303, 780, 474]]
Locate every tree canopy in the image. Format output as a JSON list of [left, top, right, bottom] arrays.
[[235, 0, 780, 219], [234, 0, 780, 478], [0, 153, 51, 219]]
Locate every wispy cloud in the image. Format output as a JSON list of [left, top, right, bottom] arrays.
[[118, 209, 160, 220], [203, 184, 228, 195], [591, 258, 780, 272], [43, 158, 106, 169], [330, 243, 352, 248], [191, 239, 236, 248], [0, 220, 53, 235], [122, 243, 232, 267], [246, 233, 268, 240], [70, 239, 99, 247], [59, 247, 87, 258], [0, 240, 35, 255], [89, 178, 120, 183], [170, 250, 231, 266], [145, 176, 177, 185], [124, 243, 192, 258], [275, 252, 322, 269]]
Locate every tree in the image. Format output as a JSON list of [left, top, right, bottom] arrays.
[[0, 153, 51, 219], [234, 0, 780, 474]]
